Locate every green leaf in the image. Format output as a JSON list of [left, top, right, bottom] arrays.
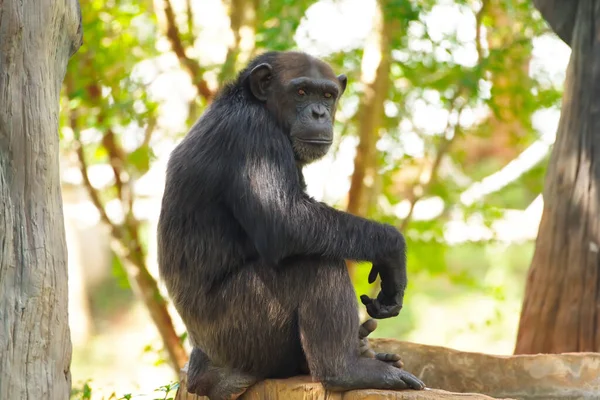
[[127, 144, 154, 176]]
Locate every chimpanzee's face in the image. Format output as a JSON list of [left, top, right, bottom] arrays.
[[248, 52, 347, 163]]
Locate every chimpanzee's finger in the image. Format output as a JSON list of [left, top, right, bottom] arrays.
[[375, 353, 401, 362], [360, 295, 372, 306], [375, 352, 404, 369], [358, 318, 377, 339], [361, 348, 376, 358], [366, 303, 382, 319], [400, 371, 426, 390], [368, 265, 379, 284]]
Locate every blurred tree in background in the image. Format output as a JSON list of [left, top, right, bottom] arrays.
[[58, 0, 576, 395]]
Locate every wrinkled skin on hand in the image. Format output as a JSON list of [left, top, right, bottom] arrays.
[[360, 264, 404, 319]]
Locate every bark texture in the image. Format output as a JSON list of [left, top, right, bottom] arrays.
[[515, 0, 600, 354], [0, 0, 82, 399]]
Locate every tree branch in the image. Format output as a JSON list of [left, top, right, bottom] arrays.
[[475, 0, 489, 62], [161, 0, 214, 102], [218, 0, 257, 85], [71, 123, 117, 231], [532, 0, 578, 47], [185, 0, 196, 45], [399, 102, 465, 232], [66, 79, 188, 372], [141, 116, 157, 148]]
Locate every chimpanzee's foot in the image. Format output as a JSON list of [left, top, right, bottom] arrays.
[[358, 319, 404, 369], [321, 357, 425, 392], [186, 347, 258, 400]]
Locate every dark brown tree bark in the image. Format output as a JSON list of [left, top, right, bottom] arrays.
[[515, 0, 600, 354], [0, 0, 82, 398]]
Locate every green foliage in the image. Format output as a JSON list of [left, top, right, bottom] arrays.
[[71, 381, 93, 400], [255, 0, 318, 51], [70, 380, 179, 400], [61, 0, 160, 173]]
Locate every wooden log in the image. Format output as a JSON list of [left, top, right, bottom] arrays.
[[175, 374, 510, 400], [372, 340, 600, 400], [175, 339, 600, 400], [0, 0, 82, 398]]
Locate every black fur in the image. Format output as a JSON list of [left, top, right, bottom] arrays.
[[157, 51, 424, 399]]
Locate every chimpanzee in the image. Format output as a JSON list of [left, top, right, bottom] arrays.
[[157, 51, 425, 399]]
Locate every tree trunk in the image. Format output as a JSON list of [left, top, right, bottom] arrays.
[[218, 0, 258, 85], [0, 0, 82, 398], [514, 0, 600, 354], [345, 0, 395, 280], [346, 1, 393, 218]]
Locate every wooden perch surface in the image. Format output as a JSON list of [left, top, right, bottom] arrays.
[[175, 375, 511, 400], [175, 338, 600, 400]]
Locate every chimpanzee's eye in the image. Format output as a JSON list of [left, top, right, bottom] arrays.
[[298, 89, 306, 96], [324, 92, 332, 98]]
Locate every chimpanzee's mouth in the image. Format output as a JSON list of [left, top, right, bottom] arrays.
[[296, 138, 333, 145]]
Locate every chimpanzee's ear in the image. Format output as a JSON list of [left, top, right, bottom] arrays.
[[337, 74, 348, 95], [249, 63, 273, 102]]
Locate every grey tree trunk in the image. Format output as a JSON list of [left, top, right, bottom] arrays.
[[0, 1, 82, 399]]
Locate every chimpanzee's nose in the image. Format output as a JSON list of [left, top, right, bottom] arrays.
[[312, 105, 327, 120]]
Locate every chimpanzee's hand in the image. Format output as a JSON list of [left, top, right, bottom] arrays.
[[360, 291, 402, 319], [361, 244, 407, 320]]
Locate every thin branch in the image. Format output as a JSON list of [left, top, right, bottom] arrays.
[[399, 102, 465, 232], [66, 76, 187, 371], [66, 80, 116, 231], [141, 116, 157, 148], [218, 0, 257, 85], [72, 128, 115, 230], [475, 0, 489, 62], [161, 0, 214, 102], [101, 129, 126, 201], [185, 0, 196, 45], [365, 103, 465, 300]]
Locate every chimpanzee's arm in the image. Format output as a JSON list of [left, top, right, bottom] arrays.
[[226, 150, 400, 267], [224, 134, 406, 317]]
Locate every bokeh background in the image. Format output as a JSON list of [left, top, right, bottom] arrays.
[[61, 0, 571, 398]]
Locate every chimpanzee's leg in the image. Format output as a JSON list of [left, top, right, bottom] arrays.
[[183, 262, 309, 399], [186, 347, 257, 400], [298, 260, 424, 391], [184, 259, 423, 399]]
